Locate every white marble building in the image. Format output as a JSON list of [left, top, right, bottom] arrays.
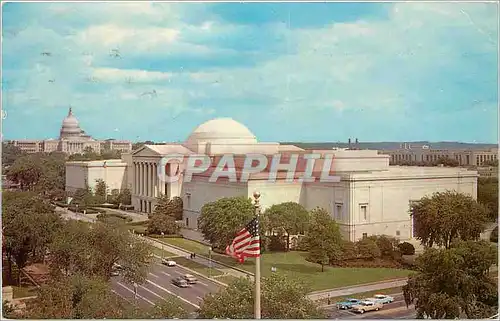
[[121, 118, 478, 242]]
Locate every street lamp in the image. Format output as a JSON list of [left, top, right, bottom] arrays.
[[161, 232, 165, 259], [208, 247, 212, 278]]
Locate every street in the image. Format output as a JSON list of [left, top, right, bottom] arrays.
[[325, 293, 416, 319], [110, 257, 222, 313]]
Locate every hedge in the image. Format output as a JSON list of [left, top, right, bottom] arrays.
[[68, 206, 100, 214], [96, 212, 133, 222], [148, 234, 182, 238]]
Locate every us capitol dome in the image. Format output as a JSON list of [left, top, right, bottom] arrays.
[[6, 107, 132, 155]]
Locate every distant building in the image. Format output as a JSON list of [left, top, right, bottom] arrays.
[[65, 158, 129, 195], [6, 108, 132, 155], [380, 143, 498, 167]]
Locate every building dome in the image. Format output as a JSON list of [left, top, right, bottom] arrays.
[[184, 118, 257, 151], [59, 107, 85, 139]]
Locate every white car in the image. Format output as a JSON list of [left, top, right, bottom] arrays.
[[162, 258, 176, 266], [371, 294, 394, 304]]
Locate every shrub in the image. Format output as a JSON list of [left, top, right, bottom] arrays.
[[268, 235, 287, 252], [294, 235, 309, 251], [398, 242, 415, 255], [490, 225, 498, 243], [340, 240, 357, 260], [356, 238, 381, 260], [367, 235, 399, 258]]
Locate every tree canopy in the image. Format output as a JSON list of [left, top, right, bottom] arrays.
[[2, 191, 62, 282], [6, 152, 66, 200], [403, 240, 498, 319], [304, 207, 342, 271], [2, 143, 26, 167], [411, 191, 488, 249], [49, 219, 152, 284], [198, 196, 256, 251], [197, 274, 326, 319], [263, 202, 309, 251]]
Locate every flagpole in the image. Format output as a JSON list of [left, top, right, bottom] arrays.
[[253, 191, 261, 319]]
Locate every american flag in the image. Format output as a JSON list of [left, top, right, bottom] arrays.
[[226, 218, 261, 262]]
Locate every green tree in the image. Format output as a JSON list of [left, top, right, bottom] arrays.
[[116, 188, 132, 206], [94, 179, 107, 204], [198, 197, 255, 251], [2, 191, 62, 283], [147, 213, 179, 235], [198, 275, 326, 319], [477, 177, 498, 221], [403, 240, 498, 319], [304, 207, 342, 271], [263, 202, 309, 251], [2, 142, 26, 167], [153, 195, 183, 220], [49, 220, 152, 284], [366, 235, 399, 258], [411, 191, 488, 249], [71, 186, 95, 208], [6, 152, 66, 200], [26, 274, 128, 319]]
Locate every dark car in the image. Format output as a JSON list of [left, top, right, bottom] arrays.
[[172, 277, 189, 288]]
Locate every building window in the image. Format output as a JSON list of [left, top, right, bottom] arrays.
[[335, 203, 343, 221], [360, 203, 368, 221], [362, 233, 368, 239], [186, 217, 189, 227], [186, 193, 191, 209], [396, 230, 400, 236]]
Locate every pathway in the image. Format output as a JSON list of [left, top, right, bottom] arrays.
[[307, 278, 408, 301]]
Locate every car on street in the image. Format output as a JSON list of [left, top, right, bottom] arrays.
[[351, 300, 383, 314], [162, 259, 177, 266], [336, 298, 361, 309], [182, 274, 198, 284], [172, 277, 190, 288], [371, 294, 394, 304]]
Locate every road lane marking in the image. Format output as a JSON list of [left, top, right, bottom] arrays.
[[111, 289, 131, 303], [116, 281, 155, 306], [140, 284, 167, 300], [196, 296, 203, 301], [160, 271, 171, 277], [149, 272, 160, 278], [146, 280, 200, 309]]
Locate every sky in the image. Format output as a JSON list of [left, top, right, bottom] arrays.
[[1, 2, 498, 143]]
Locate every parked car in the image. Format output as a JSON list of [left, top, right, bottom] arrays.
[[172, 277, 189, 288], [336, 298, 361, 310], [113, 263, 124, 270], [351, 300, 383, 314], [183, 274, 198, 284], [162, 259, 177, 266], [110, 269, 120, 276], [371, 294, 394, 304]]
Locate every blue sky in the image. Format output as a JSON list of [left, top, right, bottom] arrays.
[[2, 2, 498, 143]]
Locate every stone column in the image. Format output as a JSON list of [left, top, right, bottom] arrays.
[[134, 162, 138, 195], [141, 162, 145, 196], [147, 163, 151, 197], [153, 163, 158, 197]]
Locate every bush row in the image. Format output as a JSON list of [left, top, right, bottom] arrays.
[[148, 234, 182, 239], [96, 212, 133, 222]]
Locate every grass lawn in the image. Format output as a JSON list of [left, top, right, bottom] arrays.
[[149, 246, 176, 258], [12, 286, 38, 299], [213, 275, 240, 285], [174, 257, 223, 277], [158, 238, 413, 291]]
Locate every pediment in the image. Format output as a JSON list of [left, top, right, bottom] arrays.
[[132, 145, 162, 157]]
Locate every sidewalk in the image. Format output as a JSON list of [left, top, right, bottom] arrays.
[[307, 278, 408, 301]]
